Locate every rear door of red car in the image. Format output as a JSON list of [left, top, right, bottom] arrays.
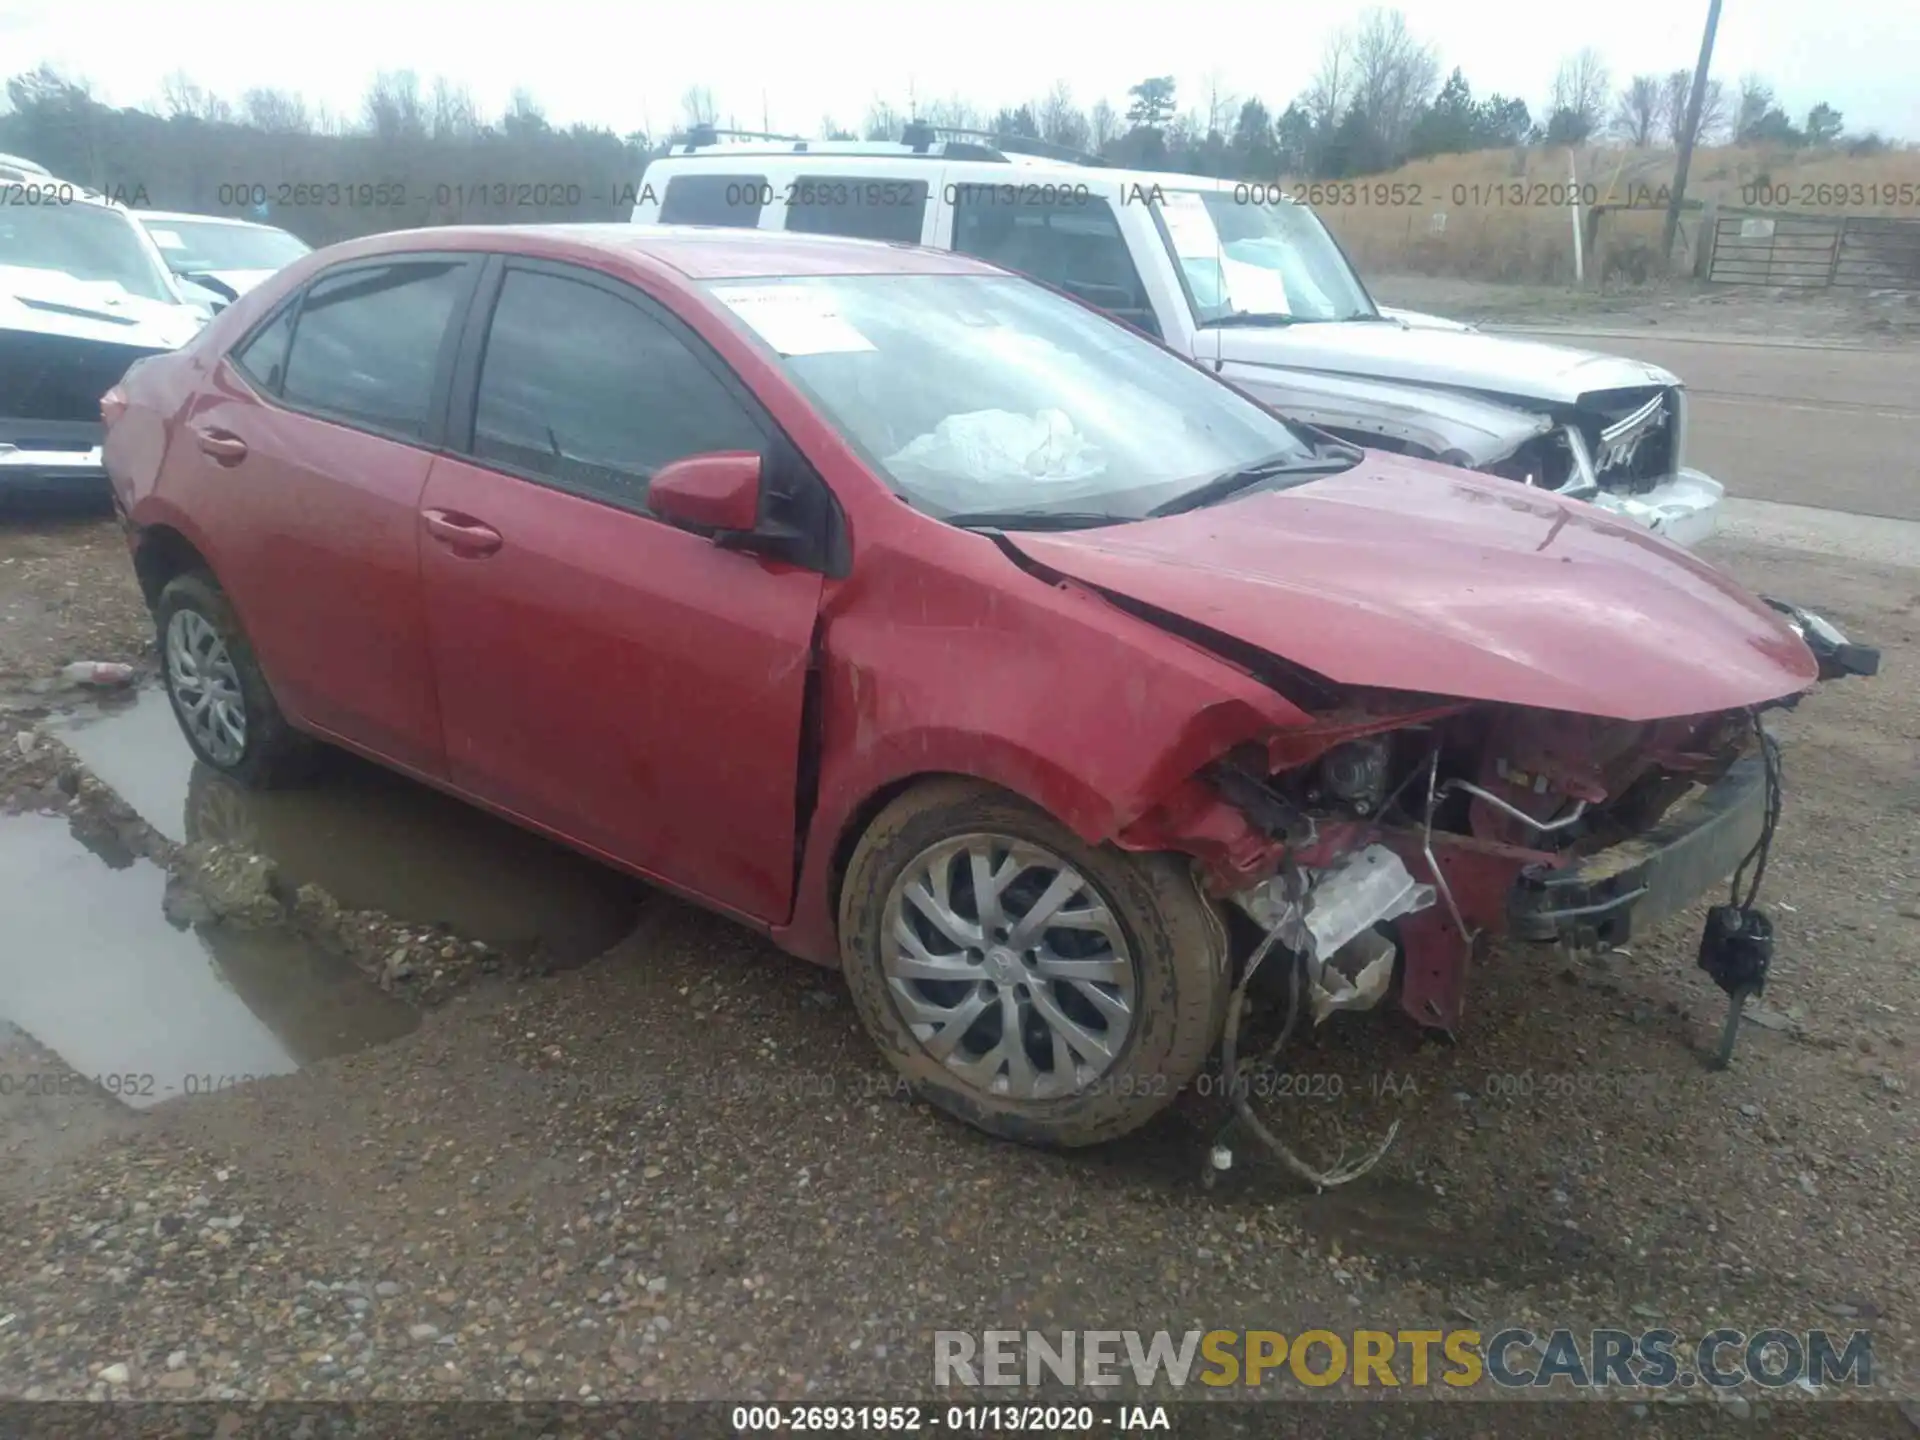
[[417, 256, 830, 923], [189, 255, 481, 776]]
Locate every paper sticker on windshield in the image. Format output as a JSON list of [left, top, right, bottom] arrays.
[[147, 229, 186, 250], [712, 285, 876, 356], [1157, 193, 1225, 258]]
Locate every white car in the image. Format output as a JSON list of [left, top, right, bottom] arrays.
[[631, 128, 1721, 546], [135, 211, 312, 310], [1, 158, 208, 504]]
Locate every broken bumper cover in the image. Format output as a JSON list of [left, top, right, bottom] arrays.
[[1508, 754, 1766, 948], [1587, 467, 1723, 549]]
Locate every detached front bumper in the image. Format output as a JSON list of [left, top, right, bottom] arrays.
[[1587, 467, 1724, 550], [1508, 754, 1767, 949]]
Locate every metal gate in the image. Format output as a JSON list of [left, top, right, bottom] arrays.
[[1706, 208, 1920, 290]]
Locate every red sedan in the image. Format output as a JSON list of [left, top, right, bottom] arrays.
[[102, 224, 1871, 1150]]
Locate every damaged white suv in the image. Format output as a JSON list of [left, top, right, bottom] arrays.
[[1, 155, 208, 505], [633, 128, 1721, 545]]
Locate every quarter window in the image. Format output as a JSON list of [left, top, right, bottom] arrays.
[[470, 268, 765, 509], [279, 261, 467, 437], [952, 194, 1160, 338], [231, 303, 296, 393], [783, 177, 928, 243], [659, 174, 769, 228]]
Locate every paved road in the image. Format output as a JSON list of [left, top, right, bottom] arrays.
[[1493, 329, 1920, 522]]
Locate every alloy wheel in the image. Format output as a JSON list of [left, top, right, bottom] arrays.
[[880, 833, 1138, 1101], [166, 609, 247, 767]]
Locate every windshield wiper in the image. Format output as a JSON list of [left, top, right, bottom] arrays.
[[940, 509, 1127, 532], [1147, 449, 1360, 518]]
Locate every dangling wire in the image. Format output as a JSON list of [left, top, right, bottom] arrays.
[[1729, 709, 1783, 911]]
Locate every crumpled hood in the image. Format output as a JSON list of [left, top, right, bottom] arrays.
[[1006, 454, 1816, 722], [1214, 318, 1677, 406], [0, 264, 203, 350]]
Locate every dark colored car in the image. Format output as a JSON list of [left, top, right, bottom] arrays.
[[102, 224, 1867, 1149]]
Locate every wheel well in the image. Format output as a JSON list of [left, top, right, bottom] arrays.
[[825, 771, 992, 925], [132, 525, 210, 609]]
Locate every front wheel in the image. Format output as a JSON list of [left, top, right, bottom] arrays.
[[838, 779, 1229, 1148]]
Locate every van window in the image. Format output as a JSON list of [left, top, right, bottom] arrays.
[[784, 177, 928, 244], [659, 174, 769, 228], [951, 193, 1160, 339]]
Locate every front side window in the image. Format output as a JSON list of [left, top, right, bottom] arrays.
[[0, 202, 175, 303], [658, 174, 769, 228], [783, 177, 928, 244], [1155, 190, 1376, 325], [279, 261, 467, 437], [951, 193, 1159, 337], [709, 272, 1332, 522], [469, 268, 764, 508]]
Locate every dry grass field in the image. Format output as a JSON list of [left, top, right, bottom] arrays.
[[1298, 143, 1920, 284]]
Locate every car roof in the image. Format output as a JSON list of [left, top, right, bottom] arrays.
[[332, 222, 1005, 280]]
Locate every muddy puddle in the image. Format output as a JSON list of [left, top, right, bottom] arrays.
[[53, 687, 646, 964], [0, 810, 418, 1109]]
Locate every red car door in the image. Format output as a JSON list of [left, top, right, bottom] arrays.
[[417, 260, 827, 922], [180, 256, 480, 776]]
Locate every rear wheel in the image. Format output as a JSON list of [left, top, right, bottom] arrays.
[[839, 779, 1229, 1148], [156, 570, 315, 789]]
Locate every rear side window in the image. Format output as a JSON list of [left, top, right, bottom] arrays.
[[658, 174, 768, 228], [232, 304, 295, 392], [280, 261, 467, 437], [784, 177, 928, 243], [468, 267, 765, 509], [952, 193, 1161, 338]]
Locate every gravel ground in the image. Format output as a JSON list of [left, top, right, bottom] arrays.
[[0, 513, 1915, 1436]]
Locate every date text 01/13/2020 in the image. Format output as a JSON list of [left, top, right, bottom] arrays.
[[728, 1403, 1171, 1431]]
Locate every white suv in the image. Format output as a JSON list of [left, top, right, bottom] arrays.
[[632, 127, 1721, 546]]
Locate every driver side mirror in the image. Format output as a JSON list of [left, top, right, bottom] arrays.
[[648, 450, 762, 534]]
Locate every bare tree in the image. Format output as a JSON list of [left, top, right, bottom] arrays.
[[239, 87, 313, 134], [919, 95, 982, 131], [1349, 8, 1440, 155], [1549, 46, 1611, 141], [361, 70, 427, 140], [1089, 97, 1118, 150], [428, 77, 481, 139], [1037, 81, 1090, 151], [1661, 69, 1726, 146], [1613, 74, 1661, 146], [679, 85, 718, 130], [160, 70, 231, 122], [1303, 29, 1354, 133]]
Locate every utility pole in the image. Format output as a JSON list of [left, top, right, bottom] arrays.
[[1663, 0, 1724, 267]]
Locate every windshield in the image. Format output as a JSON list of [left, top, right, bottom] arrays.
[[708, 273, 1322, 522], [140, 217, 311, 273], [0, 202, 177, 303], [1156, 190, 1376, 326]]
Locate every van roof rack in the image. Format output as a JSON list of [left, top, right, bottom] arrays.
[[905, 125, 1109, 168], [655, 123, 1105, 167]]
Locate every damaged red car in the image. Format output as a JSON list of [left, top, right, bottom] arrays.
[[102, 226, 1877, 1151]]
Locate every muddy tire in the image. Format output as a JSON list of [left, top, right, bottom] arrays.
[[155, 570, 315, 789], [838, 778, 1229, 1148]]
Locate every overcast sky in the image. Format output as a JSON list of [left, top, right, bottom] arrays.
[[4, 0, 1913, 141]]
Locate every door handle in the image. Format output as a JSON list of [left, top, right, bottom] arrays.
[[421, 508, 503, 558], [193, 426, 248, 464]]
